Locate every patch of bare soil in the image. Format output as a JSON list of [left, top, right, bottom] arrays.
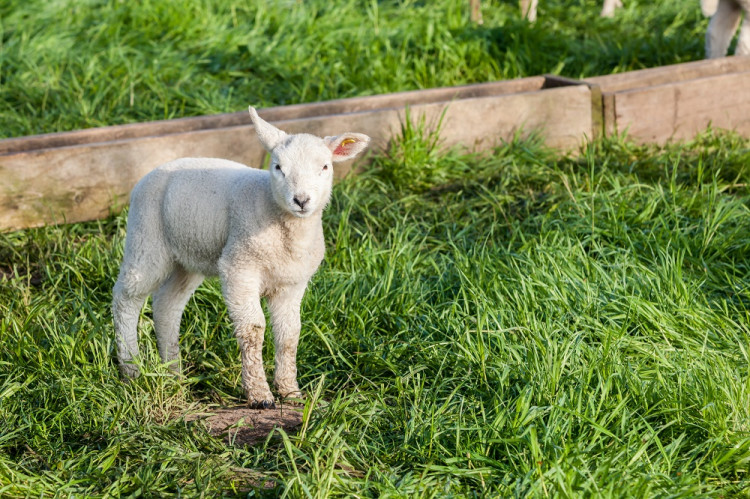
[[0, 265, 43, 286], [186, 405, 303, 447]]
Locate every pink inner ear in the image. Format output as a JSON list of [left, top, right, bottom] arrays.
[[333, 138, 357, 157]]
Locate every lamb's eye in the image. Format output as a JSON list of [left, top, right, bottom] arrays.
[[322, 164, 329, 171]]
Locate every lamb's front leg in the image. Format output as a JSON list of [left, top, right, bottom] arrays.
[[221, 270, 275, 409], [268, 284, 307, 401]]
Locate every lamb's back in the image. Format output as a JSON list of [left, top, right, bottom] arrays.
[[157, 158, 268, 275]]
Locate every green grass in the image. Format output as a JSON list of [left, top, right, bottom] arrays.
[[3, 0, 749, 495], [2, 127, 750, 496], [1, 0, 709, 138]]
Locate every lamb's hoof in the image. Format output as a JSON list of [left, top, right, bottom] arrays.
[[118, 363, 140, 380], [249, 399, 276, 410], [165, 361, 183, 378]]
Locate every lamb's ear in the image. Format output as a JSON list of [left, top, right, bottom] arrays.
[[324, 133, 371, 162], [248, 106, 288, 151]]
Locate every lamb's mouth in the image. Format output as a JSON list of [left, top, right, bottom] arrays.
[[291, 206, 311, 217]]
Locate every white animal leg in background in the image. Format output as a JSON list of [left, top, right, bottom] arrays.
[[152, 266, 204, 373], [736, 6, 750, 55], [601, 0, 622, 17], [520, 0, 538, 22], [706, 0, 743, 58], [220, 268, 275, 408], [267, 284, 307, 399], [521, 0, 620, 21], [702, 0, 720, 16]]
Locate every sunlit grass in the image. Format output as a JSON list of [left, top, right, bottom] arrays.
[[1, 0, 708, 138], [2, 0, 747, 495], [2, 127, 749, 496]]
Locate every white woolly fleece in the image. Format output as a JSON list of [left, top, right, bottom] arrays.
[[112, 107, 370, 408]]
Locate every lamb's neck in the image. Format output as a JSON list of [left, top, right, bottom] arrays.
[[278, 211, 323, 239]]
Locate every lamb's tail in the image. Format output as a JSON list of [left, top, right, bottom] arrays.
[[701, 0, 719, 17]]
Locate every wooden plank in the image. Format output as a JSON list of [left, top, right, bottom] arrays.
[[608, 70, 750, 143], [0, 77, 546, 155], [585, 56, 750, 92], [542, 75, 603, 140], [602, 93, 617, 137], [0, 84, 591, 231]]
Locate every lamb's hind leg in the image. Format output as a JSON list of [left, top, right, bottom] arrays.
[[112, 260, 172, 378], [152, 266, 204, 374], [112, 279, 148, 378]]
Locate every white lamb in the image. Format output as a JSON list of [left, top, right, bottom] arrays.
[[702, 0, 750, 58], [111, 107, 370, 408]]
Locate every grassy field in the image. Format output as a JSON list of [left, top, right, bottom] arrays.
[[1, 0, 708, 138], [2, 127, 750, 496]]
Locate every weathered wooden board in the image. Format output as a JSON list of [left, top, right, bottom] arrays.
[[586, 56, 750, 92], [607, 71, 750, 143], [7, 57, 750, 232], [0, 79, 591, 231], [585, 56, 750, 143], [0, 78, 547, 155]]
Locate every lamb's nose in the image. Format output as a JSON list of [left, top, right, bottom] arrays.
[[293, 195, 310, 209]]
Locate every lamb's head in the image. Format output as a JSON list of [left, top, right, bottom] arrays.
[[248, 106, 370, 218]]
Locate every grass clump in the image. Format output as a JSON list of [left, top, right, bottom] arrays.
[[2, 127, 750, 496], [1, 0, 709, 138]]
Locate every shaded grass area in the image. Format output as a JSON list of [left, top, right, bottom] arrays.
[[1, 0, 708, 138], [1, 128, 750, 496]]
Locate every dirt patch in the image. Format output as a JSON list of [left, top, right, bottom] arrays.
[[0, 265, 44, 286], [186, 405, 303, 447]]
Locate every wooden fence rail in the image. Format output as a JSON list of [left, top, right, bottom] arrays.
[[2, 57, 750, 232]]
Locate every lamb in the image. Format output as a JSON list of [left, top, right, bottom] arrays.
[[702, 0, 750, 58], [111, 107, 370, 408]]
